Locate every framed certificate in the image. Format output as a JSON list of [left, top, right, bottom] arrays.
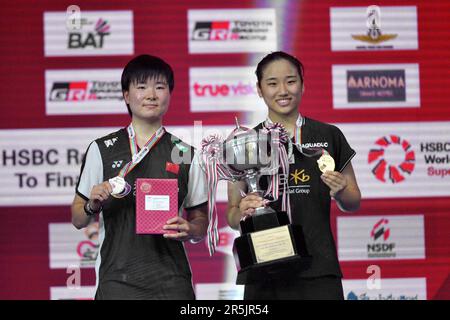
[[135, 178, 178, 234]]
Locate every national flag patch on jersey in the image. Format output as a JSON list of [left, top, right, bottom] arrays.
[[166, 162, 179, 175]]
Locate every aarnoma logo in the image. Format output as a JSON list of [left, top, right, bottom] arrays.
[[371, 218, 390, 241], [368, 135, 415, 183]]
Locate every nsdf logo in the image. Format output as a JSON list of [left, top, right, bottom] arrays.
[[332, 64, 420, 109], [367, 218, 396, 258], [187, 9, 276, 54], [368, 135, 415, 183]]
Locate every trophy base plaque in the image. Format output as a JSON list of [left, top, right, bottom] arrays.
[[233, 211, 312, 285]]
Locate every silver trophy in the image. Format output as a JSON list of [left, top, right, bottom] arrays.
[[200, 118, 311, 284]]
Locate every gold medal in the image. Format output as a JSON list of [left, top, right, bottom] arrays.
[[317, 154, 335, 173]]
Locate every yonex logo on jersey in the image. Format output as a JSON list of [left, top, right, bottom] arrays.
[[112, 160, 123, 168], [368, 135, 415, 184], [104, 137, 118, 148]]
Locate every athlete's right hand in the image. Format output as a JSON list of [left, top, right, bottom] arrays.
[[239, 193, 265, 218], [89, 181, 113, 203]]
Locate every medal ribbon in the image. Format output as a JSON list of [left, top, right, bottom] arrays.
[[118, 124, 166, 178]]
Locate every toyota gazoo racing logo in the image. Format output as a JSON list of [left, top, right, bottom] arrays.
[[192, 21, 238, 41], [368, 135, 415, 183]]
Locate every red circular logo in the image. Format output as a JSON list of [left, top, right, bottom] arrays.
[[140, 182, 151, 193], [368, 135, 415, 184]]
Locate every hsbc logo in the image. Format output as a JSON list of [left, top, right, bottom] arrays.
[[368, 135, 415, 184]]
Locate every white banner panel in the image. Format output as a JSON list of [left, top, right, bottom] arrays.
[[44, 10, 134, 57], [338, 121, 450, 198], [332, 63, 420, 109], [0, 125, 237, 206], [45, 69, 126, 115], [337, 215, 425, 261], [330, 6, 418, 51], [49, 222, 99, 269], [189, 67, 266, 112], [1, 122, 449, 205], [188, 9, 277, 54], [343, 278, 427, 300]]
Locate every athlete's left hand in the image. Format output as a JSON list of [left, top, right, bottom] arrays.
[[320, 171, 348, 198], [163, 216, 194, 242]]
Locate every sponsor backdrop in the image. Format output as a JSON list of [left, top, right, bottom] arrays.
[[0, 0, 449, 300]]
